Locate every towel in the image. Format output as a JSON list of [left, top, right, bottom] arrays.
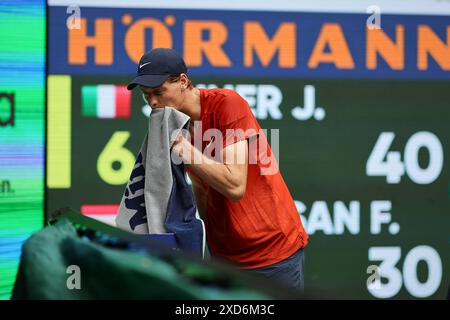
[[115, 107, 205, 258]]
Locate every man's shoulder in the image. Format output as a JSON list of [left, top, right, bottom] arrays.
[[201, 88, 248, 112], [202, 88, 244, 102]]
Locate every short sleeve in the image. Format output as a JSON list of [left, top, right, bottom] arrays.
[[215, 91, 260, 149]]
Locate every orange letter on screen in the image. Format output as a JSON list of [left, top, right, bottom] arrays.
[[125, 18, 173, 64], [68, 18, 113, 65], [367, 25, 404, 70], [244, 22, 296, 68], [418, 26, 450, 70], [308, 23, 354, 69], [184, 20, 231, 67]]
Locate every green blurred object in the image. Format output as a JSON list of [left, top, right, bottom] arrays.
[[12, 208, 302, 300]]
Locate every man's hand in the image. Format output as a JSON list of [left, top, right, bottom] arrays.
[[172, 135, 248, 201], [172, 134, 194, 161]]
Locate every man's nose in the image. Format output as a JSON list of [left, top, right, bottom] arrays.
[[149, 96, 160, 108]]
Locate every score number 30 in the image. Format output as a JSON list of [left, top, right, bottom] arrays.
[[366, 131, 444, 184]]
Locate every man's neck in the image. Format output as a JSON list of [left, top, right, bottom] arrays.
[[180, 87, 201, 121]]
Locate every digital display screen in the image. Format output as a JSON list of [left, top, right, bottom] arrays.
[[45, 2, 450, 299], [0, 0, 45, 299]]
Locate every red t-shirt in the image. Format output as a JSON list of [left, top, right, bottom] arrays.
[[188, 88, 308, 269]]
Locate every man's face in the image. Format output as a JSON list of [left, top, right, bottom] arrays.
[[140, 80, 184, 110]]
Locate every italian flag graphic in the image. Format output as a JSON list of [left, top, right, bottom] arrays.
[[82, 85, 131, 118]]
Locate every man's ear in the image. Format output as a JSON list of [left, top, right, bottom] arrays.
[[180, 73, 188, 89]]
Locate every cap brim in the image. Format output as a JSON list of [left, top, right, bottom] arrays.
[[127, 74, 170, 90]]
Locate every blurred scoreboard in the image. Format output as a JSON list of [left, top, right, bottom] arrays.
[[47, 1, 449, 299]]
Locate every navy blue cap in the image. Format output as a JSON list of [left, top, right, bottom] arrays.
[[127, 48, 187, 90]]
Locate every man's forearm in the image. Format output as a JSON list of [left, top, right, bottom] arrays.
[[174, 136, 247, 201], [186, 147, 245, 201]]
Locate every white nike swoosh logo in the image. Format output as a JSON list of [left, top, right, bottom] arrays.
[[139, 61, 151, 69]]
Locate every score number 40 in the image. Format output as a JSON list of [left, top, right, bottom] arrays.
[[366, 131, 444, 184]]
